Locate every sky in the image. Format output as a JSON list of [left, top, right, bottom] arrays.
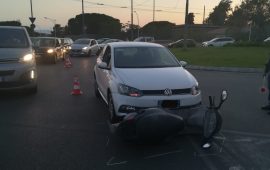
[[0, 0, 242, 31]]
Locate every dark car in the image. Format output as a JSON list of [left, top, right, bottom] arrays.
[[60, 37, 73, 55], [168, 39, 197, 48], [31, 37, 64, 64], [96, 38, 110, 44], [95, 39, 124, 56]]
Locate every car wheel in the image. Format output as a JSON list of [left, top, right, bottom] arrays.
[[28, 85, 38, 94], [49, 55, 57, 64], [88, 50, 92, 57], [108, 92, 119, 124], [94, 78, 101, 98]]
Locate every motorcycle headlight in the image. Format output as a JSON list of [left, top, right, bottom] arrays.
[[47, 49, 54, 53], [21, 54, 33, 62], [118, 84, 143, 97], [191, 85, 200, 95]]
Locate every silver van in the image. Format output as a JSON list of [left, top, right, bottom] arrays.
[[0, 26, 37, 93]]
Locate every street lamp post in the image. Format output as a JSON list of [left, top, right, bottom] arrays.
[[131, 0, 134, 40], [44, 17, 57, 39], [183, 0, 189, 50], [82, 0, 86, 35], [134, 11, 140, 38], [153, 0, 155, 22]]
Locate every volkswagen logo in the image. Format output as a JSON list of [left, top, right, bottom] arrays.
[[164, 88, 172, 96]]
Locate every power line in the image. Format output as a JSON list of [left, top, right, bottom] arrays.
[[73, 0, 202, 14]]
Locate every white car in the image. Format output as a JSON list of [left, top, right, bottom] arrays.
[[94, 42, 201, 123], [264, 37, 270, 42], [202, 37, 235, 47], [70, 38, 99, 57]]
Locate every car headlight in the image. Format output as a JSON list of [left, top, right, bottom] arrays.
[[191, 85, 200, 95], [82, 47, 88, 50], [21, 54, 33, 62], [118, 84, 143, 97], [47, 49, 54, 53], [68, 46, 71, 49]]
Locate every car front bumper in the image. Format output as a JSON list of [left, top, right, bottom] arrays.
[[0, 62, 37, 91], [112, 92, 202, 117]]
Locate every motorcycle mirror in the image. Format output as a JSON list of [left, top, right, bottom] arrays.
[[221, 90, 228, 101]]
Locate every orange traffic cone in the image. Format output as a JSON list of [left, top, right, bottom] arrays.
[[71, 76, 83, 95], [64, 56, 72, 68]]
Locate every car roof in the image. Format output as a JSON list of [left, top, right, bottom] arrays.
[[75, 38, 95, 41], [0, 26, 25, 30], [33, 37, 58, 39], [108, 42, 163, 48]]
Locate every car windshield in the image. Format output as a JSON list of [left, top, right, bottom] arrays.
[[32, 38, 56, 47], [0, 28, 29, 48], [114, 47, 180, 68], [74, 39, 90, 44]]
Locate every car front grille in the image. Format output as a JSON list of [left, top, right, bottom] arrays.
[[142, 88, 191, 96]]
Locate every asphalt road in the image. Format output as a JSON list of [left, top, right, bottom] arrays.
[[0, 56, 270, 170]]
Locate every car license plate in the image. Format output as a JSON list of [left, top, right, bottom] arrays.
[[159, 100, 180, 109]]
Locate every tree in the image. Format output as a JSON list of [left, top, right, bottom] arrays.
[[187, 13, 195, 25], [227, 0, 270, 40], [206, 0, 232, 26], [68, 13, 122, 36], [141, 21, 176, 40]]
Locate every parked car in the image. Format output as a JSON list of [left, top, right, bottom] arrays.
[[97, 38, 110, 44], [202, 37, 235, 47], [168, 39, 197, 48], [96, 39, 124, 55], [60, 37, 73, 54], [134, 36, 155, 42], [70, 38, 99, 57], [94, 42, 201, 123], [32, 37, 64, 64], [0, 26, 37, 93], [264, 37, 270, 42]]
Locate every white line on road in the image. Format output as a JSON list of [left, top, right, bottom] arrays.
[[222, 130, 270, 138], [144, 150, 182, 159], [106, 157, 128, 166]]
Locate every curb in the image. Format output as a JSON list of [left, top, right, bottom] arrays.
[[186, 65, 263, 73]]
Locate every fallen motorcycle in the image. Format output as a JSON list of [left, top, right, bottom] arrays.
[[117, 90, 228, 146]]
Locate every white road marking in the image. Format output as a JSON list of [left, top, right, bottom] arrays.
[[222, 130, 270, 138], [144, 150, 182, 159], [106, 157, 128, 166]]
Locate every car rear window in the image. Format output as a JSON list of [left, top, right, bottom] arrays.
[[0, 28, 29, 48], [74, 39, 90, 44]]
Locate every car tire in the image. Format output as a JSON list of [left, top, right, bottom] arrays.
[[49, 55, 57, 64], [108, 92, 119, 124], [28, 85, 38, 94], [88, 50, 92, 57], [94, 78, 101, 98]]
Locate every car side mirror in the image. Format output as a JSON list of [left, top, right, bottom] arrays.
[[216, 90, 228, 109], [180, 60, 188, 67], [221, 90, 228, 101], [98, 62, 110, 70]]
